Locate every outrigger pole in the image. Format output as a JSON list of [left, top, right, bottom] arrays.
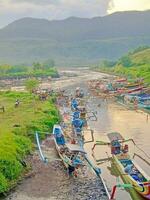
[[133, 153, 150, 166], [84, 129, 94, 144], [79, 131, 111, 199], [87, 111, 97, 121], [110, 183, 132, 200], [35, 131, 48, 163], [84, 154, 111, 199]]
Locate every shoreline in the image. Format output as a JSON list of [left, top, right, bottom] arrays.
[[5, 136, 109, 200], [1, 70, 112, 200]]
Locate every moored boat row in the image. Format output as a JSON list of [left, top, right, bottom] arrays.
[[88, 77, 150, 113], [35, 84, 150, 200], [53, 88, 110, 199]]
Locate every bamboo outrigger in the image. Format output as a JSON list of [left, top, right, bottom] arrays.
[[53, 124, 87, 176], [92, 132, 150, 199]]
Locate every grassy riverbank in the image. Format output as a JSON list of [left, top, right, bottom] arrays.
[[0, 91, 60, 193], [94, 46, 150, 85]]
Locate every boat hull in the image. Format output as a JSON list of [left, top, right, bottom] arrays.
[[112, 155, 150, 199], [138, 103, 150, 110]]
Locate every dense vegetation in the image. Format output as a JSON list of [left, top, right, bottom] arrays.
[[0, 91, 60, 193], [95, 46, 150, 84], [0, 60, 59, 79]]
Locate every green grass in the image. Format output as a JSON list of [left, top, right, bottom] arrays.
[[0, 91, 60, 193]]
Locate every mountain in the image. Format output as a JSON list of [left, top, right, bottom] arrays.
[[0, 10, 150, 66]]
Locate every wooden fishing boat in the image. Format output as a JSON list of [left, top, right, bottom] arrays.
[[137, 94, 150, 110], [124, 79, 144, 88], [75, 87, 84, 98], [127, 86, 144, 94], [138, 101, 150, 110], [115, 78, 127, 83], [117, 93, 150, 111], [92, 132, 150, 199], [53, 124, 87, 176]]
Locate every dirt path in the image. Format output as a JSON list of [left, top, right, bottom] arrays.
[[6, 136, 108, 200]]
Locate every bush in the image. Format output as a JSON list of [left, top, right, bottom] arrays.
[[0, 173, 8, 193], [0, 62, 58, 79], [0, 134, 32, 193], [119, 56, 133, 67]]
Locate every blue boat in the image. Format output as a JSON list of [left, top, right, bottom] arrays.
[[53, 125, 87, 176]]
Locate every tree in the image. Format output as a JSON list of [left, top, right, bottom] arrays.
[[0, 64, 11, 75], [43, 59, 55, 70], [101, 60, 116, 68], [119, 56, 133, 67], [32, 62, 42, 71], [25, 78, 39, 93]]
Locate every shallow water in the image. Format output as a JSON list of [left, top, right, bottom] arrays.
[[85, 98, 150, 200], [60, 69, 150, 200]]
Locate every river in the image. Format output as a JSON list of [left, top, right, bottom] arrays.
[[55, 68, 150, 200], [5, 68, 150, 200]]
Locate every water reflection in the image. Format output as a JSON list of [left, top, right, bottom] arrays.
[[85, 97, 150, 200], [58, 69, 150, 200]]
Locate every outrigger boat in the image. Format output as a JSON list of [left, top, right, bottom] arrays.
[[117, 93, 150, 112], [54, 89, 110, 199], [75, 87, 84, 98], [137, 94, 150, 110], [92, 132, 150, 199], [138, 100, 150, 110], [53, 124, 87, 176]]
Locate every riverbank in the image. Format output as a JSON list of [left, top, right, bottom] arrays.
[[0, 91, 60, 194], [3, 68, 150, 200], [5, 136, 108, 200], [2, 70, 111, 200]]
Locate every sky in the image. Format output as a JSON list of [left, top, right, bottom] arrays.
[[0, 0, 150, 28]]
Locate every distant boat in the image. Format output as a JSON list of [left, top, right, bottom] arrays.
[[120, 93, 150, 111], [137, 94, 150, 110], [138, 101, 150, 110]]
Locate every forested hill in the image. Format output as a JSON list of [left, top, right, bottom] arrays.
[[1, 11, 150, 41], [128, 47, 150, 65], [97, 47, 150, 84], [0, 10, 150, 65]]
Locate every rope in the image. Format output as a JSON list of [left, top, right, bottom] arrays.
[[133, 153, 150, 167], [123, 138, 150, 160], [133, 140, 150, 160]]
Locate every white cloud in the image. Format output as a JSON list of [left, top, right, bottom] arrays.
[[109, 0, 150, 13], [0, 0, 112, 27], [0, 0, 150, 28]]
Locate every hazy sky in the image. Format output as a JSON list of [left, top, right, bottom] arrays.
[[0, 0, 150, 28]]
